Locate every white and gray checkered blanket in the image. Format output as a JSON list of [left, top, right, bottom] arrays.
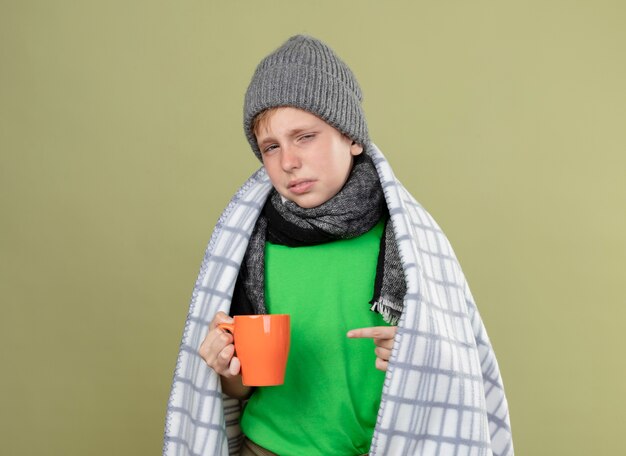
[[163, 145, 514, 456]]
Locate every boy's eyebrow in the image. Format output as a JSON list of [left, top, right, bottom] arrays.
[[257, 125, 319, 144], [283, 126, 315, 137], [256, 135, 278, 148]]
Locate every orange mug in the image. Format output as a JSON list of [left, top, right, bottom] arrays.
[[218, 314, 290, 386]]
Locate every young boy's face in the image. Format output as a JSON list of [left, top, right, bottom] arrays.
[[255, 107, 363, 209]]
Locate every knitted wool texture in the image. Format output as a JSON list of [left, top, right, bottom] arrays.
[[243, 35, 370, 160]]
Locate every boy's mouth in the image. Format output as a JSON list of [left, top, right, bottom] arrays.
[[288, 179, 316, 194]]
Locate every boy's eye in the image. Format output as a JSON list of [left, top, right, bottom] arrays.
[[263, 144, 279, 153], [298, 133, 315, 142]]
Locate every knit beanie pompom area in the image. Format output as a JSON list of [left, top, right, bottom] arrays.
[[243, 35, 370, 160]]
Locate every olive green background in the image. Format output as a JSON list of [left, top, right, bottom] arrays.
[[1, 1, 624, 455]]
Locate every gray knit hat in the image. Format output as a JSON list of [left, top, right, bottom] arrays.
[[244, 35, 370, 160]]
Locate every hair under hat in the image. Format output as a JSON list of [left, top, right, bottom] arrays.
[[243, 35, 370, 160]]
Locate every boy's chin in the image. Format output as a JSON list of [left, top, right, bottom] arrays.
[[278, 193, 325, 209]]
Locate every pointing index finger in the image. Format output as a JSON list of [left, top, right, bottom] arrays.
[[347, 326, 393, 339]]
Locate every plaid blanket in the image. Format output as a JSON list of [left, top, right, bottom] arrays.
[[163, 145, 514, 456]]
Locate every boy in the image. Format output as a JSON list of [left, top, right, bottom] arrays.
[[163, 35, 513, 456]]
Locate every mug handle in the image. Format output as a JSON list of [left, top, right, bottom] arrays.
[[217, 323, 235, 334]]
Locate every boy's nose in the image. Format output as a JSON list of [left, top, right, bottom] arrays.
[[280, 146, 301, 171]]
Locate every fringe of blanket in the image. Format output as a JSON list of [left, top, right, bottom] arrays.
[[370, 296, 403, 326]]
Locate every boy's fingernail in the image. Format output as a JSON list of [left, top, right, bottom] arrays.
[[346, 331, 354, 337]]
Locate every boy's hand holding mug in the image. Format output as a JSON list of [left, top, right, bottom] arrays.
[[199, 312, 241, 378], [200, 311, 291, 396]]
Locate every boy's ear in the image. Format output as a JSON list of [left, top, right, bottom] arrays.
[[350, 141, 364, 156]]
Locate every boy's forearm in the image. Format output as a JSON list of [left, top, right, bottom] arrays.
[[220, 374, 252, 399]]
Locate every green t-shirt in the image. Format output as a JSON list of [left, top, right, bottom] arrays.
[[240, 220, 388, 456]]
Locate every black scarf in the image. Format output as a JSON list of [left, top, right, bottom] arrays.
[[231, 154, 406, 325]]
